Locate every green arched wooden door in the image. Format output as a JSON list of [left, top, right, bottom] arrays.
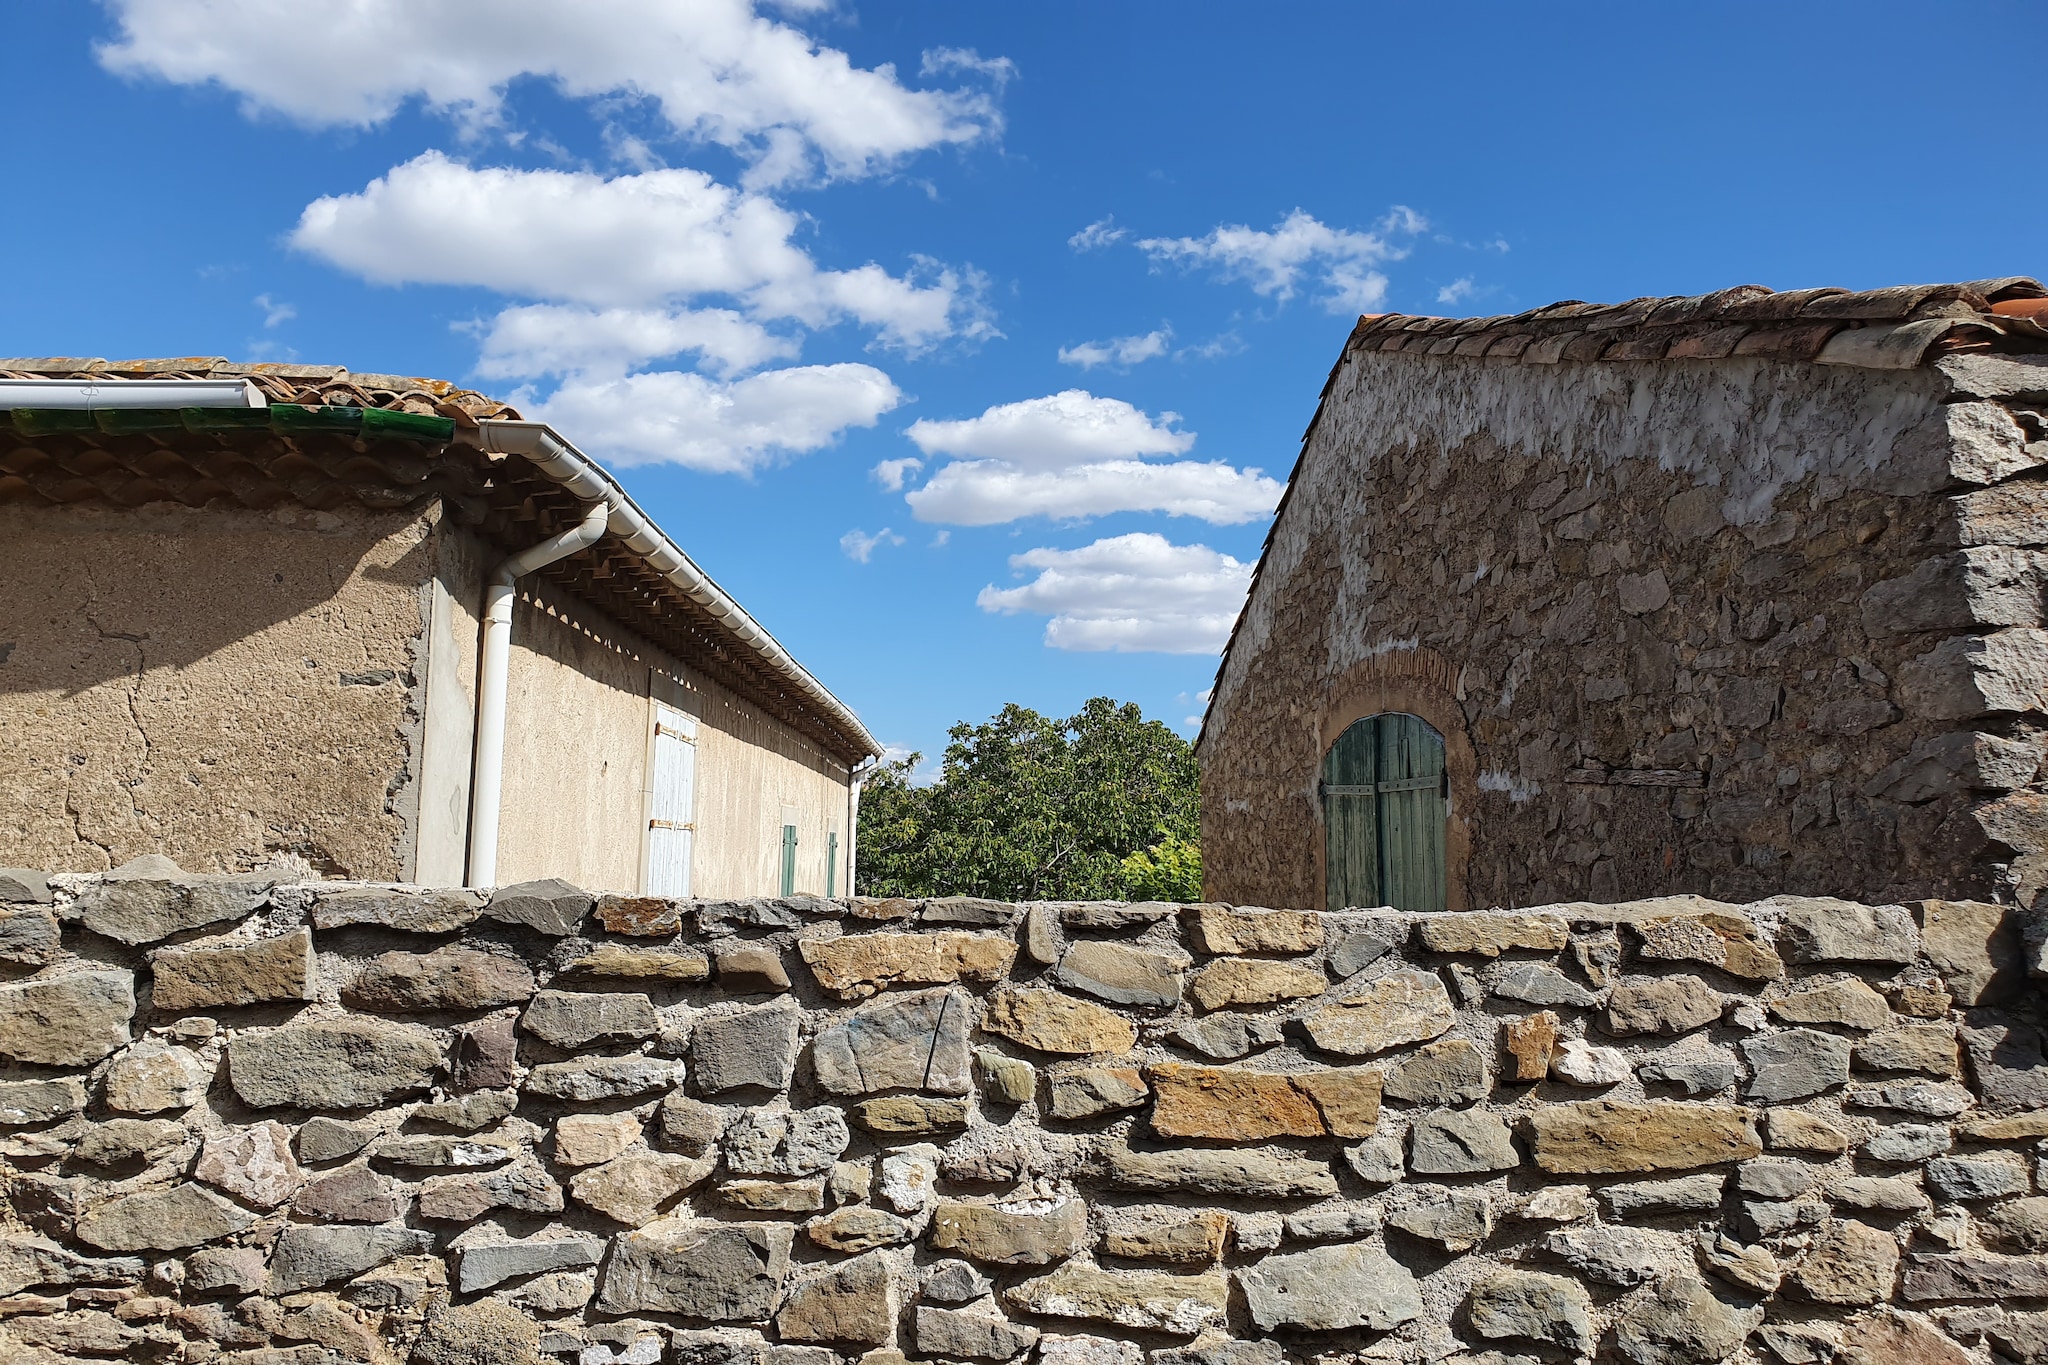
[[1322, 713, 1447, 911]]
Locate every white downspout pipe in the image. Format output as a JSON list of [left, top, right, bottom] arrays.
[[466, 501, 611, 887], [846, 757, 875, 899]]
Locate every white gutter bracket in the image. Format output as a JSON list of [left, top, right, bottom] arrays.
[[466, 499, 611, 887]]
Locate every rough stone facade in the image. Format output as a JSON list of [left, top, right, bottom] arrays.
[[1200, 283, 2048, 912], [1, 859, 2044, 1364]]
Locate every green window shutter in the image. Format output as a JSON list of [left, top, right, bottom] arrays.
[[826, 830, 839, 898], [1323, 713, 1447, 912], [781, 824, 798, 897]]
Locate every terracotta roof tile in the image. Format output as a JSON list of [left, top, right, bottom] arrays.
[[0, 357, 517, 420]]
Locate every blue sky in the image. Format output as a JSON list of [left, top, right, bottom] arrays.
[[6, 2, 2045, 771]]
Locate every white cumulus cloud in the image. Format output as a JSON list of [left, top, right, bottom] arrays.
[[977, 533, 1253, 654], [906, 390, 1193, 469], [909, 460, 1282, 527], [524, 363, 902, 474], [1068, 216, 1126, 251], [870, 457, 924, 492], [1057, 327, 1171, 370], [840, 527, 905, 563], [1136, 207, 1425, 314], [1436, 277, 1477, 306], [475, 305, 799, 380], [98, 0, 1005, 186], [293, 153, 984, 354], [899, 390, 1279, 526]]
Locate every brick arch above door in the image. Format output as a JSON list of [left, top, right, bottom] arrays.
[[1317, 645, 1478, 912]]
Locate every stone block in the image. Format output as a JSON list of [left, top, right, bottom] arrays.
[[855, 1095, 969, 1134], [0, 869, 51, 903], [73, 1183, 253, 1252], [74, 872, 272, 945], [0, 970, 133, 1066], [724, 1106, 851, 1176], [483, 877, 593, 935], [560, 943, 710, 981], [721, 1178, 828, 1211], [228, 1017, 442, 1109], [1187, 957, 1324, 1011], [806, 1207, 915, 1253], [1384, 1037, 1489, 1103], [1919, 898, 2024, 1004], [930, 1196, 1088, 1265], [1610, 1273, 1760, 1365], [1239, 1241, 1422, 1332], [412, 1087, 517, 1132], [457, 1233, 604, 1294], [522, 1056, 681, 1102], [813, 987, 972, 1093], [1528, 1100, 1761, 1174], [1633, 911, 1783, 980], [1055, 941, 1186, 1007], [519, 989, 658, 1048], [1386, 1188, 1491, 1251], [451, 1015, 519, 1091], [193, 1121, 301, 1210], [310, 886, 482, 933], [570, 1150, 715, 1226], [1003, 1263, 1227, 1335], [1146, 1062, 1381, 1140], [982, 987, 1136, 1056], [1743, 1028, 1853, 1101], [1095, 1138, 1336, 1198], [104, 1037, 207, 1112], [1600, 1173, 1726, 1216], [1542, 1224, 1681, 1287], [1961, 1021, 2048, 1112], [915, 1305, 1039, 1361], [693, 1003, 801, 1093], [798, 931, 1015, 999], [596, 1221, 793, 1321], [1551, 1038, 1630, 1085], [0, 905, 60, 965], [0, 1078, 85, 1127], [343, 947, 535, 1011], [294, 1164, 404, 1222], [1766, 1109, 1850, 1154], [1100, 1208, 1231, 1263], [1049, 1065, 1147, 1119], [1604, 975, 1723, 1036], [417, 1159, 563, 1221], [1772, 897, 1918, 964], [1414, 913, 1568, 956], [1300, 968, 1455, 1055], [1493, 962, 1599, 1008], [974, 1047, 1035, 1103], [1326, 926, 1397, 978], [1902, 1252, 2048, 1300], [1502, 1011, 1559, 1082], [1847, 1080, 1975, 1116], [1769, 977, 1892, 1030], [1468, 1268, 1594, 1355], [297, 1116, 378, 1163], [1409, 1108, 1519, 1174], [1790, 1220, 1899, 1305], [1854, 1023, 1961, 1076], [594, 894, 687, 937], [775, 1253, 901, 1347], [1827, 1176, 1930, 1213], [1184, 905, 1322, 955], [150, 928, 314, 1009], [1862, 1123, 1951, 1162], [1927, 1153, 2031, 1201]]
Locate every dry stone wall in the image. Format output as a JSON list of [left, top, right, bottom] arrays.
[[0, 859, 2046, 1365]]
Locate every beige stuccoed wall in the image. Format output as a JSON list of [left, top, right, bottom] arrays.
[[0, 500, 433, 878], [490, 577, 855, 897], [685, 666, 855, 899]]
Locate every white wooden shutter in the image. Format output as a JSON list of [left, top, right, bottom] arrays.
[[647, 705, 697, 896]]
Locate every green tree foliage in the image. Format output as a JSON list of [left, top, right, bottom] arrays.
[[855, 697, 1201, 900], [1120, 833, 1203, 902]]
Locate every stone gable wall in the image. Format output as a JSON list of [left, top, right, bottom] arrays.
[[0, 862, 2044, 1365], [1200, 349, 2048, 912]]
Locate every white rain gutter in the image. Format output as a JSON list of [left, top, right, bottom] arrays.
[[465, 420, 880, 884], [466, 499, 611, 887], [0, 378, 266, 408]]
